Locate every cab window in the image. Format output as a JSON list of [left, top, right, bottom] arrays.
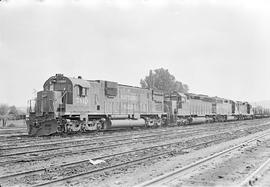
[[77, 85, 87, 97]]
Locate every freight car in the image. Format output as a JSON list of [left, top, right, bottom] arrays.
[[26, 74, 166, 136], [253, 106, 270, 118]]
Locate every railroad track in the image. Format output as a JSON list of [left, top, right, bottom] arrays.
[[0, 128, 186, 149], [0, 124, 194, 146], [0, 128, 27, 136], [0, 127, 27, 133], [1, 121, 269, 156], [1, 119, 266, 151], [0, 118, 264, 146], [0, 133, 28, 138], [135, 132, 270, 187], [0, 132, 233, 186], [1, 122, 270, 186], [1, 125, 270, 186], [1, 121, 269, 168], [0, 134, 225, 180], [0, 127, 26, 131], [0, 128, 227, 165], [239, 157, 270, 186], [0, 125, 215, 150], [0, 118, 266, 156]]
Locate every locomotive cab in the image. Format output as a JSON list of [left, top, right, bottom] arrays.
[[43, 74, 74, 114]]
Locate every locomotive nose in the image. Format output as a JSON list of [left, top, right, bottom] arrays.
[[36, 91, 55, 115]]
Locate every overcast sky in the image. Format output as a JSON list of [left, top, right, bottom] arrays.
[[0, 0, 270, 107]]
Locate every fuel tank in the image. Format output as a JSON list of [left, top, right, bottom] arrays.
[[26, 118, 58, 136], [227, 116, 236, 121], [110, 119, 145, 128], [190, 117, 207, 124]]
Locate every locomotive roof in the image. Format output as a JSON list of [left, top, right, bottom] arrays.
[[68, 77, 91, 88], [68, 76, 163, 92], [47, 74, 251, 105]]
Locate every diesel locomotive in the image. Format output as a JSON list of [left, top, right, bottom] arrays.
[[164, 92, 253, 125], [27, 74, 166, 136], [26, 74, 269, 136]]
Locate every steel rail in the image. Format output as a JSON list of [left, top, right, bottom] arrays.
[[0, 137, 225, 181], [1, 125, 270, 186], [0, 129, 223, 166], [0, 118, 260, 144], [239, 157, 270, 186], [32, 138, 226, 187], [0, 133, 28, 138], [2, 124, 269, 183], [0, 126, 207, 150], [2, 120, 267, 152], [0, 128, 209, 157], [1, 122, 269, 166], [0, 124, 198, 147], [135, 132, 270, 187]]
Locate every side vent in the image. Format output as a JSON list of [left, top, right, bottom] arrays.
[[152, 90, 163, 103], [105, 81, 118, 97]]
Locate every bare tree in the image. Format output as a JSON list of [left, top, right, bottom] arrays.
[[0, 104, 10, 127]]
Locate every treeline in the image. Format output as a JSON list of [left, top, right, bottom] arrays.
[[0, 104, 26, 127]]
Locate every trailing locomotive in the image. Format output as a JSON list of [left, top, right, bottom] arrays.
[[27, 74, 270, 136], [26, 74, 166, 136], [164, 92, 253, 125]]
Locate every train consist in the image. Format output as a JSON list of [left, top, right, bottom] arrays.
[[26, 74, 270, 136]]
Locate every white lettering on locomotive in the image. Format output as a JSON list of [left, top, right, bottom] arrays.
[[76, 97, 88, 105]]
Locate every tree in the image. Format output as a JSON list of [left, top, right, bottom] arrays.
[[0, 104, 10, 127], [8, 105, 19, 120], [140, 68, 189, 93], [0, 105, 21, 127]]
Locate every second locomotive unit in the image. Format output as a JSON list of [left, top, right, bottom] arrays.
[[164, 91, 253, 125]]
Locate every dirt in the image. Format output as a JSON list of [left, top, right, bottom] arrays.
[[254, 168, 270, 187], [166, 135, 270, 186]]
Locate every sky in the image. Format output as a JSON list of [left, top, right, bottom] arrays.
[[0, 0, 270, 107]]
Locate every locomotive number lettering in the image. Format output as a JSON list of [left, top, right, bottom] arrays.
[[76, 97, 88, 105]]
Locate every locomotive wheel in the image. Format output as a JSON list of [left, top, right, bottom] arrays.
[[96, 122, 103, 131], [148, 120, 154, 127], [155, 119, 162, 127]]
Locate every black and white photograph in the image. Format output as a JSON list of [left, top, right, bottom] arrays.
[[1, 0, 270, 186]]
